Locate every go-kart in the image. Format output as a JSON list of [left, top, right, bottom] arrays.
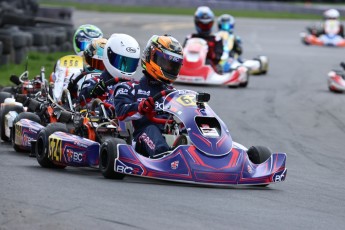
[[176, 38, 249, 88], [0, 66, 48, 142], [327, 62, 345, 93], [12, 75, 132, 153], [0, 67, 45, 102], [98, 89, 287, 186], [301, 20, 345, 47], [217, 31, 268, 75], [33, 98, 132, 171]]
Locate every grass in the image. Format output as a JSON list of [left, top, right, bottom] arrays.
[[39, 0, 323, 20], [0, 51, 72, 86]]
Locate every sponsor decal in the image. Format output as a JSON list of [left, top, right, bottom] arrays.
[[23, 134, 33, 147], [115, 88, 128, 96], [126, 47, 137, 53], [247, 165, 252, 173], [273, 169, 286, 182], [116, 165, 134, 174], [138, 133, 155, 150], [66, 149, 85, 163], [73, 141, 88, 148], [137, 89, 150, 96], [171, 160, 179, 170]]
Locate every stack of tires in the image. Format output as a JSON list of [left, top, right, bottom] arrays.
[[0, 0, 74, 65]]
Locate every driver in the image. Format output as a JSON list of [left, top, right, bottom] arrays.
[[183, 6, 223, 71], [73, 24, 103, 56], [113, 35, 184, 158], [308, 9, 344, 37], [217, 14, 243, 60], [78, 33, 140, 106]]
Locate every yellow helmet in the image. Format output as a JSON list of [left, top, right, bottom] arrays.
[[141, 35, 183, 83]]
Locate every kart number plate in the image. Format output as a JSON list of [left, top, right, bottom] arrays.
[[176, 95, 196, 106], [49, 137, 62, 162], [59, 56, 83, 69]]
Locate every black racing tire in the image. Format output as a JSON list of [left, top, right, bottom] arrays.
[[12, 112, 41, 152], [239, 72, 249, 88], [1, 87, 15, 94], [100, 137, 126, 179], [328, 86, 343, 93], [0, 104, 24, 142], [36, 123, 68, 168], [0, 92, 12, 103], [247, 146, 272, 164], [239, 80, 249, 88]]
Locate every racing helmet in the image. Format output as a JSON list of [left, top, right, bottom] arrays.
[[103, 33, 140, 77], [323, 9, 340, 20], [218, 14, 235, 33], [194, 6, 215, 35], [73, 24, 103, 56], [83, 38, 107, 71], [141, 35, 183, 84]]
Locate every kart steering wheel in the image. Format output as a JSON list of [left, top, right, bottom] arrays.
[[146, 89, 175, 124]]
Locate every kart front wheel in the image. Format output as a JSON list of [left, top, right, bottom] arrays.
[[100, 137, 126, 179], [36, 123, 68, 168], [247, 146, 272, 164]]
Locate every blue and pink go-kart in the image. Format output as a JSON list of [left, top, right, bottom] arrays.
[[34, 89, 287, 187], [103, 90, 287, 186]]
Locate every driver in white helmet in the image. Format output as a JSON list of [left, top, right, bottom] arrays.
[[78, 33, 140, 106], [308, 9, 344, 37]]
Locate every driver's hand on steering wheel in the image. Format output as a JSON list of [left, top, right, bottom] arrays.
[[91, 80, 106, 97], [138, 97, 155, 115]]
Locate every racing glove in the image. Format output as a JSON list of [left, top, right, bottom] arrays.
[[90, 79, 106, 97], [138, 97, 155, 115]]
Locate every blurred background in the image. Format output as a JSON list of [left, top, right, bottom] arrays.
[[1, 0, 344, 85]]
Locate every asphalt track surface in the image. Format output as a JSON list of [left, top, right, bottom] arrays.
[[1, 11, 345, 230]]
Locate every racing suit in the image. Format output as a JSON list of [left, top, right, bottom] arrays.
[[113, 71, 173, 157], [77, 69, 113, 106], [183, 33, 224, 67]]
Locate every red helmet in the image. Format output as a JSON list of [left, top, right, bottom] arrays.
[[194, 6, 215, 35]]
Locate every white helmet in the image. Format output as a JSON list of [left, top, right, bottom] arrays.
[[323, 9, 340, 20], [103, 33, 140, 77]]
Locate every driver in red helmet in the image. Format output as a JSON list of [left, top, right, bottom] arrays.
[[113, 35, 184, 158], [183, 6, 223, 71]]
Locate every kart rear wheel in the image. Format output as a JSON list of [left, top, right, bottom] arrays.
[[0, 104, 24, 142], [36, 123, 68, 169], [1, 87, 15, 94], [239, 80, 248, 88], [247, 146, 272, 164], [12, 112, 41, 152], [0, 92, 12, 104], [100, 137, 126, 179]]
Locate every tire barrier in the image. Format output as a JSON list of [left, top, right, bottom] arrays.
[[0, 0, 74, 66]]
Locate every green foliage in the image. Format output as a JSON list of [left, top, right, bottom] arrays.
[[38, 0, 322, 20], [0, 51, 72, 86]]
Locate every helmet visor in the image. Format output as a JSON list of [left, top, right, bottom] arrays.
[[77, 39, 90, 52], [196, 21, 213, 32], [107, 49, 139, 73], [85, 55, 105, 71], [154, 49, 183, 81]]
